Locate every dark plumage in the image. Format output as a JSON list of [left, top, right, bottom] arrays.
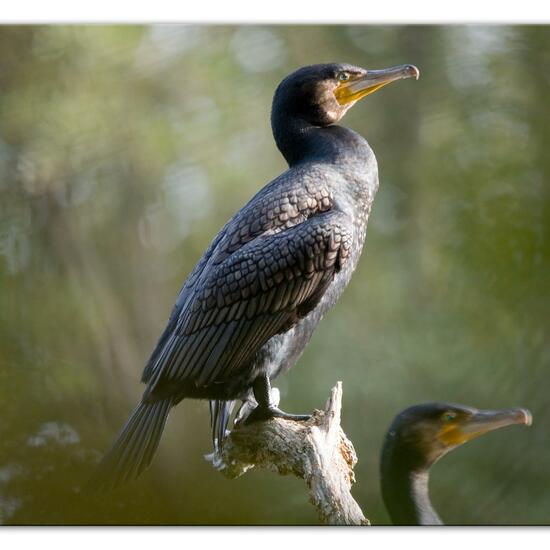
[[380, 402, 532, 525], [91, 62, 419, 490]]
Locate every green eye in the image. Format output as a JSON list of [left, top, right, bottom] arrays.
[[442, 412, 457, 422], [338, 72, 350, 82]]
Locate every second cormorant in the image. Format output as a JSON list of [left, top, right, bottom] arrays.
[[92, 62, 420, 489], [381, 402, 532, 525]]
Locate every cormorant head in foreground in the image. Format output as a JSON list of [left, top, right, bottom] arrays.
[[271, 62, 419, 165], [380, 402, 532, 525]]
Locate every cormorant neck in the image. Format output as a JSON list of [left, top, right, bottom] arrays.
[[381, 448, 443, 525], [271, 110, 361, 168], [270, 111, 316, 166]]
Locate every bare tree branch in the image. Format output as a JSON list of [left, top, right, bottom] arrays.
[[206, 382, 369, 525]]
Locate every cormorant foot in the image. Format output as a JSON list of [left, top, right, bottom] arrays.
[[243, 406, 311, 425]]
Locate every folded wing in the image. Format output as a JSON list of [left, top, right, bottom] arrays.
[[144, 209, 353, 399]]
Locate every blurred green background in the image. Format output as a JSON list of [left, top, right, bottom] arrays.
[[0, 25, 548, 525]]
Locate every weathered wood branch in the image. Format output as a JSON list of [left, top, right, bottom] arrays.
[[206, 382, 369, 525]]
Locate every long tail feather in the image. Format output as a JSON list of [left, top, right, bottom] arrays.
[[209, 399, 235, 451], [89, 399, 172, 491]]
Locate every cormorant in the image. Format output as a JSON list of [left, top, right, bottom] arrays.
[[92, 62, 420, 490], [380, 402, 532, 525]]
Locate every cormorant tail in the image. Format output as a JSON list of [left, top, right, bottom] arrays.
[[89, 399, 172, 491], [209, 399, 235, 451]]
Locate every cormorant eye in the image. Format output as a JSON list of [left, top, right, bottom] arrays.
[[441, 412, 457, 422], [337, 72, 350, 82]]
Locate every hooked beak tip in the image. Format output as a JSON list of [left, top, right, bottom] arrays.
[[406, 64, 420, 80], [518, 408, 533, 426]]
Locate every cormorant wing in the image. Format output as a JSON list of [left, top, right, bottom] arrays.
[[143, 209, 353, 397], [141, 173, 336, 385]]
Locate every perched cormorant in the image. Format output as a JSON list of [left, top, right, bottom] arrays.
[[380, 402, 532, 525], [92, 62, 420, 490]]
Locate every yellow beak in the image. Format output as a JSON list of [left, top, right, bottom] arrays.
[[335, 64, 420, 105], [438, 407, 532, 447]]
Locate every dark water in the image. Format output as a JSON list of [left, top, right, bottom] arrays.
[[0, 25, 548, 525]]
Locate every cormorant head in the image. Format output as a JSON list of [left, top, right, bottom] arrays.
[[272, 62, 419, 127], [384, 402, 532, 470]]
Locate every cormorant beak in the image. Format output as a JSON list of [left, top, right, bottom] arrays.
[[438, 407, 532, 447], [335, 64, 420, 106]]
